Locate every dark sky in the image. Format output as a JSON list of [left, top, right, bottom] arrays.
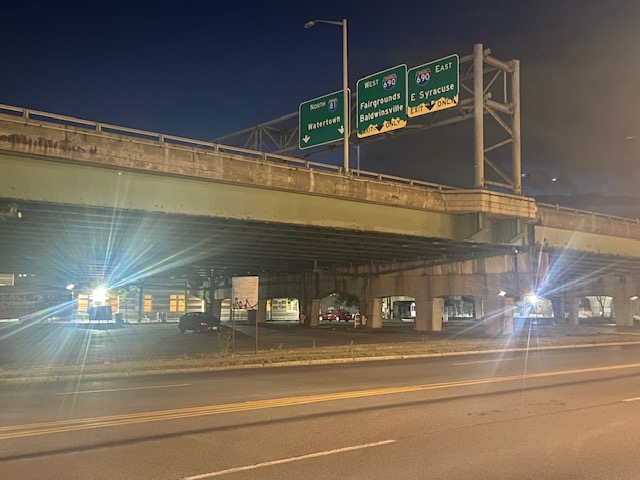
[[3, 1, 640, 215]]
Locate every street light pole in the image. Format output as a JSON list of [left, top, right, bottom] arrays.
[[305, 19, 350, 174]]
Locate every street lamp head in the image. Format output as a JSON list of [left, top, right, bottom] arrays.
[[305, 19, 344, 28]]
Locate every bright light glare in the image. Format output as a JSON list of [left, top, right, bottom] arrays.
[[66, 284, 75, 290], [92, 286, 107, 304], [498, 290, 507, 297], [526, 293, 539, 304]]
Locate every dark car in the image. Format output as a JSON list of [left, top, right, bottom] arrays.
[[178, 312, 221, 333], [320, 309, 353, 322]]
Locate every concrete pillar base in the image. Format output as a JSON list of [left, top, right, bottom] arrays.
[[369, 297, 383, 329], [414, 296, 443, 332], [310, 299, 321, 328], [483, 295, 514, 336], [612, 276, 637, 328], [257, 299, 267, 324], [211, 299, 223, 319]]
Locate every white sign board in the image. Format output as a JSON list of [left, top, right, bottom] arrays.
[[231, 276, 259, 311]]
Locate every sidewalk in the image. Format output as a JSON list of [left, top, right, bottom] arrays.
[[1, 321, 640, 383]]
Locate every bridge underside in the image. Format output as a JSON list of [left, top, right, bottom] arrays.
[[542, 249, 640, 285], [0, 199, 518, 287]]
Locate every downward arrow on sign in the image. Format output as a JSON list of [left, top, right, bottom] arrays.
[[338, 126, 344, 134], [303, 135, 311, 143]]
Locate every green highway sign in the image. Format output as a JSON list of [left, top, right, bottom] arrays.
[[299, 90, 350, 150], [356, 64, 407, 139], [407, 54, 459, 117]]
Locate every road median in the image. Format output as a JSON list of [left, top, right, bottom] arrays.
[[2, 326, 640, 383]]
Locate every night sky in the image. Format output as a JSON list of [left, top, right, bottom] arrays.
[[3, 1, 640, 216]]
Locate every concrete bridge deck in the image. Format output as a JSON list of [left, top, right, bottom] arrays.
[[2, 104, 640, 332]]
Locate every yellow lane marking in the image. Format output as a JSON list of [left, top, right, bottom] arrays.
[[2, 361, 640, 441]]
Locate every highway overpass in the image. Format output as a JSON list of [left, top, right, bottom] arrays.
[[1, 105, 640, 332]]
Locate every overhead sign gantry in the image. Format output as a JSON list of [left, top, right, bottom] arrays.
[[298, 90, 350, 150], [226, 44, 521, 195]]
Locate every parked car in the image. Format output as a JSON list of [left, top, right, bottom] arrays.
[[178, 312, 221, 333], [320, 309, 353, 322]]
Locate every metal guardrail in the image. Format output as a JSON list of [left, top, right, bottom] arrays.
[[0, 103, 457, 193], [4, 103, 638, 226], [539, 203, 640, 225]]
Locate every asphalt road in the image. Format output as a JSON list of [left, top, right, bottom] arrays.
[[2, 345, 640, 479]]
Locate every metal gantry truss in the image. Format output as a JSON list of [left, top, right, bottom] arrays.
[[471, 44, 521, 195], [211, 43, 522, 195]]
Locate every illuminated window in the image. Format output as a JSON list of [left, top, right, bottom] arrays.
[[77, 294, 89, 313], [109, 296, 119, 314], [143, 294, 152, 313], [169, 294, 186, 313]]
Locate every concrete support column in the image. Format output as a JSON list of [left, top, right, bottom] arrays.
[[442, 301, 449, 324], [613, 278, 635, 328], [569, 297, 580, 325], [504, 297, 514, 333], [368, 297, 383, 329], [300, 301, 311, 326], [483, 295, 514, 336], [211, 299, 223, 319], [471, 296, 480, 319], [414, 295, 443, 332], [300, 299, 320, 327], [431, 298, 444, 332], [613, 296, 633, 328], [309, 299, 321, 328], [550, 296, 564, 324], [414, 296, 430, 332], [257, 299, 267, 324]]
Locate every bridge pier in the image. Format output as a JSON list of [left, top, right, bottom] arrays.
[[414, 296, 443, 332], [367, 297, 383, 329], [568, 297, 581, 325], [482, 294, 514, 336], [212, 299, 223, 319], [612, 276, 637, 328], [257, 299, 267, 324], [308, 299, 321, 327]]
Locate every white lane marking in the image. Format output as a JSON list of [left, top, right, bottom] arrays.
[[55, 384, 192, 395], [453, 359, 505, 366], [181, 439, 396, 479], [622, 397, 640, 402]]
